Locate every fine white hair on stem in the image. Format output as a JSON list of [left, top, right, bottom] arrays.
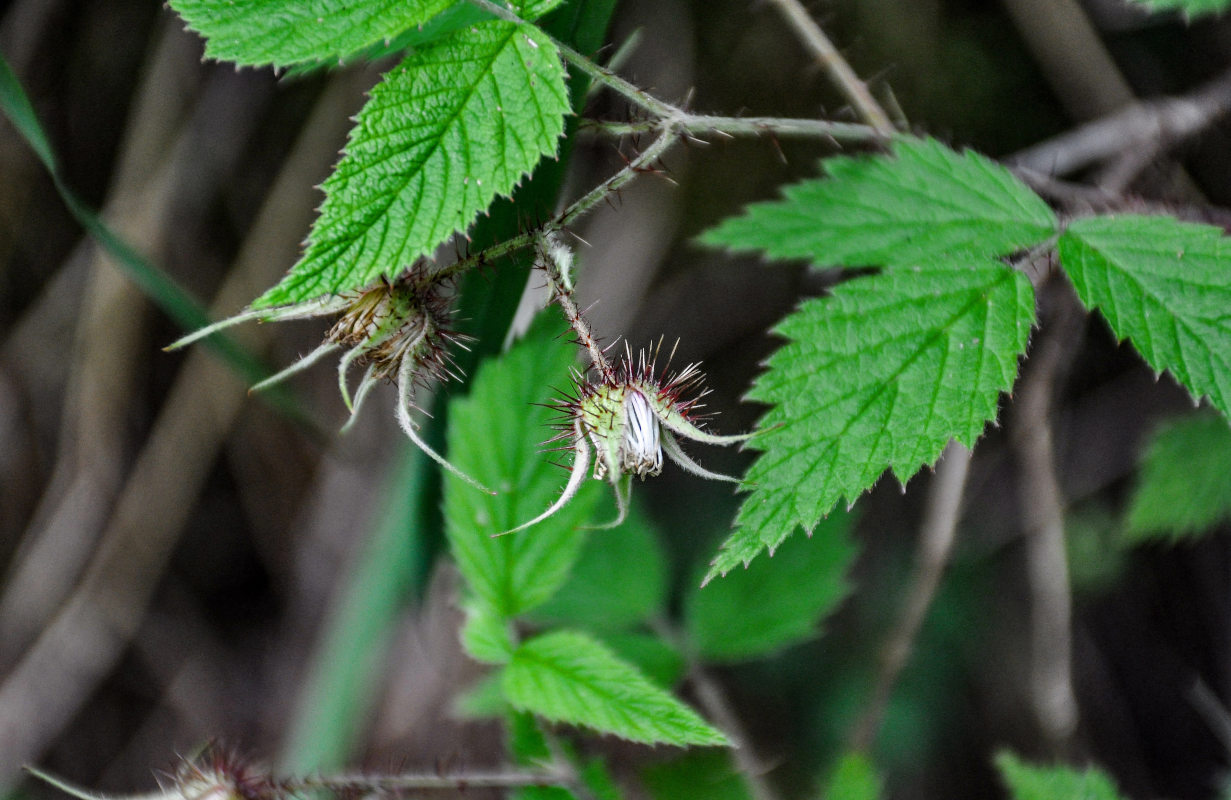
[[494, 419, 591, 537], [661, 431, 741, 483], [165, 297, 351, 351], [340, 364, 378, 435], [336, 342, 370, 412], [395, 351, 495, 495], [248, 341, 340, 393]]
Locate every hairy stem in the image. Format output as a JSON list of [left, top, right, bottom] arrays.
[[760, 0, 895, 135], [584, 114, 880, 143], [288, 768, 572, 793], [432, 128, 679, 285]]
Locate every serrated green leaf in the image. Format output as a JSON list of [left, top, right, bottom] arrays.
[[512, 0, 567, 17], [995, 752, 1126, 800], [822, 752, 883, 800], [502, 630, 729, 747], [1060, 215, 1231, 418], [528, 502, 668, 631], [1127, 0, 1231, 18], [700, 137, 1056, 268], [710, 262, 1034, 579], [642, 751, 752, 800], [1126, 412, 1231, 541], [687, 512, 855, 662], [460, 601, 515, 664], [444, 324, 602, 619], [168, 0, 454, 67], [257, 21, 569, 306]]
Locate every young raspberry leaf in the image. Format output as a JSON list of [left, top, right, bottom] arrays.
[[256, 21, 569, 307], [444, 324, 602, 620], [699, 137, 1056, 268], [168, 0, 455, 68], [709, 262, 1034, 580], [1059, 215, 1231, 419], [501, 630, 729, 747], [1125, 412, 1231, 542]]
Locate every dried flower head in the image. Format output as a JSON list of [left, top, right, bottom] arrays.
[[498, 341, 756, 535], [167, 265, 491, 493]]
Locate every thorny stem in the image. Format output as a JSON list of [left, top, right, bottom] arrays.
[[538, 236, 615, 381], [430, 128, 679, 286], [583, 115, 880, 143], [286, 769, 573, 793], [760, 0, 896, 135], [850, 441, 972, 753]]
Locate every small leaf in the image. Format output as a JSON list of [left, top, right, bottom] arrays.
[[257, 21, 569, 306], [687, 512, 855, 661], [710, 262, 1034, 578], [1059, 215, 1231, 418], [642, 751, 753, 800], [700, 137, 1056, 268], [822, 752, 883, 800], [502, 630, 729, 747], [168, 0, 454, 67], [1126, 0, 1231, 18], [511, 0, 567, 18], [454, 673, 507, 718], [460, 601, 515, 664], [995, 752, 1126, 800], [529, 501, 668, 631], [1126, 412, 1231, 541], [444, 323, 602, 619]]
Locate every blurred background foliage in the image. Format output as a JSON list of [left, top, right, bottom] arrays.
[[3, 0, 1231, 798]]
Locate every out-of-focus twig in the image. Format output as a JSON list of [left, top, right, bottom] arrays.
[[1009, 281, 1086, 755], [0, 21, 202, 666], [1009, 65, 1231, 177], [850, 440, 972, 753], [759, 0, 895, 135], [0, 71, 371, 788]]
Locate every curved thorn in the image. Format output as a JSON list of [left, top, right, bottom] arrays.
[[249, 341, 339, 393], [495, 421, 590, 536], [661, 430, 741, 482], [396, 355, 495, 495]]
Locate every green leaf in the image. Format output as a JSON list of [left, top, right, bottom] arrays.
[[598, 632, 686, 689], [1126, 412, 1231, 541], [529, 502, 668, 631], [512, 0, 567, 17], [699, 137, 1056, 268], [454, 673, 507, 718], [460, 601, 515, 664], [502, 630, 729, 747], [709, 262, 1034, 578], [168, 0, 454, 67], [642, 751, 753, 800], [444, 324, 602, 619], [1126, 0, 1231, 18], [822, 752, 883, 800], [257, 21, 569, 306], [995, 752, 1126, 800], [1059, 215, 1231, 419], [687, 512, 855, 662]]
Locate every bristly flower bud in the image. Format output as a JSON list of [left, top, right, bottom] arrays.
[[497, 341, 757, 536], [165, 263, 492, 494]]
